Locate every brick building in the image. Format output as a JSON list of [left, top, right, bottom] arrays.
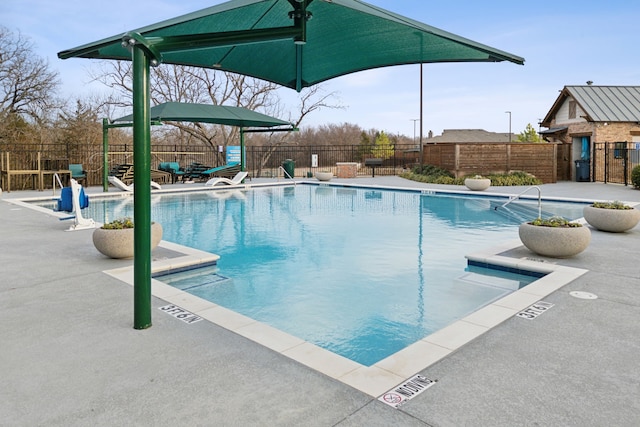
[[540, 85, 640, 181]]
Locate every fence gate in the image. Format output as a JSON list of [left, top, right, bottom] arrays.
[[593, 142, 639, 185]]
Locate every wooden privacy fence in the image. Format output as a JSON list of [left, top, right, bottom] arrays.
[[422, 142, 558, 183]]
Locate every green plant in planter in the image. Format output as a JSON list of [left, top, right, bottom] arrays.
[[584, 200, 640, 232], [529, 216, 583, 227], [101, 217, 134, 229], [520, 216, 590, 257], [632, 164, 640, 189], [93, 217, 163, 258], [591, 201, 633, 210]]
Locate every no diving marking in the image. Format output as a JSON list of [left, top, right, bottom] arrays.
[[379, 374, 437, 408]]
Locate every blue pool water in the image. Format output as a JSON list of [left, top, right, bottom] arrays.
[[45, 185, 586, 365]]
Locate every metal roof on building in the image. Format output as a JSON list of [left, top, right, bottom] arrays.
[[426, 129, 511, 143], [538, 126, 567, 135], [548, 86, 640, 124]]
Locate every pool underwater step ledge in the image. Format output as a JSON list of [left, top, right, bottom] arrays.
[[103, 240, 221, 295], [103, 238, 589, 398]]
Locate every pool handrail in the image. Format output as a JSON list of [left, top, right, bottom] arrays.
[[278, 165, 296, 184], [496, 185, 542, 219], [52, 172, 65, 196]]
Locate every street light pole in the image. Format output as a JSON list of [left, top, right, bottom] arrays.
[[411, 119, 419, 145], [419, 63, 423, 147], [505, 111, 512, 142]]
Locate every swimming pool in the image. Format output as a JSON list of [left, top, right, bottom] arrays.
[[57, 184, 587, 366]]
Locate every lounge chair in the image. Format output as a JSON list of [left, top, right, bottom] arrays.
[[150, 169, 171, 184], [69, 164, 87, 185], [199, 162, 240, 180], [109, 164, 134, 185], [180, 162, 212, 182], [110, 164, 170, 185], [108, 175, 162, 192], [158, 162, 182, 183], [204, 171, 248, 186]]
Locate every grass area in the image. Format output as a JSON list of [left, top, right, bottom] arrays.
[[400, 165, 542, 186]]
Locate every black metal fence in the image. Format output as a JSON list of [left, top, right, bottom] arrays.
[[593, 142, 640, 185], [1, 143, 421, 190], [247, 144, 420, 178]]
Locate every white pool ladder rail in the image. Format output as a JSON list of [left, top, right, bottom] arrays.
[[278, 165, 296, 185], [52, 172, 65, 196], [496, 185, 542, 219]]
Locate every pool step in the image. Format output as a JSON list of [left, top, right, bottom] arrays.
[[156, 267, 231, 291]]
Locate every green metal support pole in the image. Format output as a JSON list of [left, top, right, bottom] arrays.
[[132, 46, 152, 330], [240, 127, 245, 172], [102, 118, 109, 192]]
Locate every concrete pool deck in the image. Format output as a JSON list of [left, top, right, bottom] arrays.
[[1, 177, 639, 426]]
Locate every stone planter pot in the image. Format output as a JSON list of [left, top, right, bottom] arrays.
[[583, 206, 640, 232], [316, 172, 333, 181], [464, 178, 491, 191], [518, 222, 590, 258], [93, 222, 163, 259]]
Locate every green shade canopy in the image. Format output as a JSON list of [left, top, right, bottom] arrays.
[[59, 0, 524, 92], [113, 102, 292, 128]]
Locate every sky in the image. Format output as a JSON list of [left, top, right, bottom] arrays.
[[3, 0, 640, 139]]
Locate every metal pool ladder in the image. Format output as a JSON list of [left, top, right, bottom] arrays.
[[52, 172, 65, 195], [278, 165, 296, 185], [496, 185, 542, 219]]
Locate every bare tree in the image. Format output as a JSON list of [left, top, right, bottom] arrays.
[[90, 61, 341, 149], [56, 99, 103, 148], [251, 84, 344, 174], [0, 26, 61, 131], [91, 62, 285, 147], [296, 122, 363, 147]]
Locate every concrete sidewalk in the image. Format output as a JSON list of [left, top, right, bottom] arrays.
[[1, 179, 639, 426]]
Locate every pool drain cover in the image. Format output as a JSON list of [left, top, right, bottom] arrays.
[[570, 291, 598, 300]]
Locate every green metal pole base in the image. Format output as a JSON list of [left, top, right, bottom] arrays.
[[132, 44, 153, 330]]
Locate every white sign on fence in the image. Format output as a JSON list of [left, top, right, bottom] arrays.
[[226, 146, 242, 164]]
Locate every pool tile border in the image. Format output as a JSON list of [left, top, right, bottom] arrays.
[[103, 238, 587, 398]]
